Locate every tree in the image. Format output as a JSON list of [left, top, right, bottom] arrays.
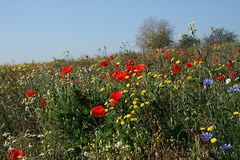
[[204, 27, 238, 45], [136, 17, 174, 50]]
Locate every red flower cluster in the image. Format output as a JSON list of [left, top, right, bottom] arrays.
[[61, 66, 73, 75], [6, 149, 23, 160], [109, 91, 123, 106], [111, 61, 146, 81], [25, 89, 35, 97], [91, 105, 107, 117]]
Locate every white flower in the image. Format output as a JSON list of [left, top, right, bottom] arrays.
[[226, 78, 231, 84]]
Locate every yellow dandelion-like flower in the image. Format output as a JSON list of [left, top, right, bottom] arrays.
[[207, 125, 215, 132], [136, 82, 139, 86], [126, 83, 130, 87], [210, 138, 217, 144], [123, 90, 128, 93], [154, 74, 158, 78], [187, 76, 193, 80], [99, 87, 105, 92], [133, 105, 138, 109], [120, 120, 125, 125], [140, 103, 145, 107], [125, 75, 130, 79], [131, 110, 135, 114], [173, 85, 178, 90], [130, 118, 138, 121], [137, 76, 143, 80], [134, 98, 139, 101], [175, 60, 180, 64], [130, 93, 135, 97], [133, 101, 137, 105], [141, 90, 146, 96], [105, 109, 108, 112], [159, 82, 163, 87], [124, 114, 131, 119], [199, 127, 206, 131], [164, 80, 171, 84], [233, 111, 239, 115], [104, 101, 108, 106], [144, 102, 150, 105], [124, 99, 128, 103]]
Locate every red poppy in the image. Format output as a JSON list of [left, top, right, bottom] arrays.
[[177, 51, 183, 56], [25, 89, 35, 97], [229, 71, 237, 78], [164, 55, 172, 60], [212, 57, 221, 63], [6, 149, 23, 160], [61, 66, 73, 75], [185, 61, 193, 68], [235, 49, 240, 53], [39, 98, 46, 107], [134, 64, 146, 73], [109, 55, 114, 60], [216, 75, 225, 81], [226, 62, 233, 69], [115, 70, 130, 81], [171, 64, 181, 74], [125, 60, 135, 70], [196, 57, 203, 63], [110, 91, 123, 101], [100, 60, 110, 67], [91, 105, 107, 118]]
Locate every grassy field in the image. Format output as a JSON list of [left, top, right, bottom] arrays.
[[0, 42, 240, 159]]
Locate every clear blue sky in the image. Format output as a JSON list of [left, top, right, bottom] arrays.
[[0, 0, 239, 64]]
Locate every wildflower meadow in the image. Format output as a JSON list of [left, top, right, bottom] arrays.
[[1, 26, 240, 160]]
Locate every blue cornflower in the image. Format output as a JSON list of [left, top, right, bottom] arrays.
[[200, 132, 213, 141], [219, 143, 232, 151], [228, 85, 240, 92], [203, 79, 214, 87]]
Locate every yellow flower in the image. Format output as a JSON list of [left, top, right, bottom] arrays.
[[132, 101, 137, 105], [132, 73, 137, 77], [147, 72, 152, 76], [171, 58, 175, 62], [159, 82, 163, 87], [141, 90, 146, 96], [126, 83, 130, 87], [136, 82, 139, 86], [130, 93, 135, 97], [187, 76, 193, 80], [199, 127, 206, 131], [144, 102, 150, 105], [131, 110, 135, 114], [124, 114, 131, 119], [207, 125, 215, 132], [133, 105, 138, 109], [120, 120, 125, 125], [123, 90, 128, 93], [99, 87, 105, 92], [137, 76, 143, 80], [104, 101, 108, 106], [140, 103, 145, 107], [130, 118, 138, 121], [175, 60, 180, 64], [210, 138, 217, 144], [233, 111, 239, 115], [164, 80, 171, 84]]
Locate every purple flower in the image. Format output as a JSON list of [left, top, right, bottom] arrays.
[[200, 132, 213, 141], [203, 79, 214, 87], [219, 143, 232, 151], [228, 85, 240, 92]]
